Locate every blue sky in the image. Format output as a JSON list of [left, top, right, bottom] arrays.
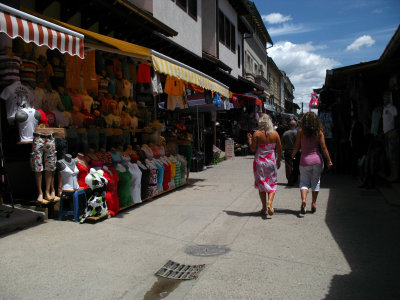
[[253, 0, 400, 107]]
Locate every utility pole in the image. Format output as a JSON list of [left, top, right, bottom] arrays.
[[301, 102, 304, 114]]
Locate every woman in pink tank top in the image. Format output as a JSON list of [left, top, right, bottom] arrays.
[[292, 112, 332, 215]]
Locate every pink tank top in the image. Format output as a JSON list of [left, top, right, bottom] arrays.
[[300, 136, 322, 166]]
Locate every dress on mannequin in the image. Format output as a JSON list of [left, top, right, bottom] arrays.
[[75, 153, 90, 189], [116, 163, 132, 207], [127, 162, 142, 204], [102, 165, 120, 216]]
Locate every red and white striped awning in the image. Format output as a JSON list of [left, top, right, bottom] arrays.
[[0, 3, 84, 58]]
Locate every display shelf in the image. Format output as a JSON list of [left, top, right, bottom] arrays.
[[118, 182, 189, 213]]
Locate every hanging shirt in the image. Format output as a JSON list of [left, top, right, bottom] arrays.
[[0, 54, 21, 85], [164, 76, 185, 96], [20, 59, 38, 86], [382, 104, 398, 134], [137, 64, 151, 83], [0, 81, 35, 123]]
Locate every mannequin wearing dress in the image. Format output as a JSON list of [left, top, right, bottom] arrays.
[[75, 152, 90, 189]]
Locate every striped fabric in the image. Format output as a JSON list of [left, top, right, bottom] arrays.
[[0, 10, 84, 58], [152, 55, 229, 98]]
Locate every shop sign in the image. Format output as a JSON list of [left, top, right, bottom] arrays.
[[264, 103, 275, 111], [225, 139, 234, 159]]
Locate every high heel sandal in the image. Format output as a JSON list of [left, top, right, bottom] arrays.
[[311, 203, 316, 213], [267, 204, 274, 216]]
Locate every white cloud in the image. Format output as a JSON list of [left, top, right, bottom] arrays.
[[268, 23, 311, 36], [346, 35, 375, 51], [268, 41, 340, 106], [262, 13, 292, 24]]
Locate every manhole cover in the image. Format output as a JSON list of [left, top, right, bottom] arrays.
[[155, 260, 205, 280], [185, 245, 230, 257]]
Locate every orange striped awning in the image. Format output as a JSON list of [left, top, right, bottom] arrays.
[[0, 4, 84, 58]]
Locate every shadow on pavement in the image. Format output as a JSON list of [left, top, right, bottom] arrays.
[[223, 210, 268, 219], [323, 173, 400, 299], [273, 208, 303, 218]]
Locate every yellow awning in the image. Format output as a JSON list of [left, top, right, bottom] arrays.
[[57, 22, 151, 58], [151, 51, 229, 98]]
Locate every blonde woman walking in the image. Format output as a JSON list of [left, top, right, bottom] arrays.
[[248, 114, 282, 216]]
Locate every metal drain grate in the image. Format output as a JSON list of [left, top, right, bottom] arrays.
[[185, 245, 230, 257], [155, 260, 205, 280]]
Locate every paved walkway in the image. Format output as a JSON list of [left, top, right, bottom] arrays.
[[0, 156, 399, 299]]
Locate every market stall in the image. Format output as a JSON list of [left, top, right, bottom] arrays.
[[0, 5, 230, 222]]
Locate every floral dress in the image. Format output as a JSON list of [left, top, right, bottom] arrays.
[[253, 142, 277, 193]]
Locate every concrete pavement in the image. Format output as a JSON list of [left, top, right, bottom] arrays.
[[0, 156, 399, 300]]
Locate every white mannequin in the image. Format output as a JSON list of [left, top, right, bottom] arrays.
[[15, 105, 41, 142], [57, 154, 80, 192]]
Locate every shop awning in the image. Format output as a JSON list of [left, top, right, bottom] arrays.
[[0, 3, 84, 58], [56, 22, 151, 59], [151, 50, 229, 98], [21, 8, 151, 60], [232, 93, 262, 106]]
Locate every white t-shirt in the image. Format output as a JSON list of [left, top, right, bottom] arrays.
[[0, 81, 35, 123], [382, 104, 398, 133], [17, 107, 38, 142]]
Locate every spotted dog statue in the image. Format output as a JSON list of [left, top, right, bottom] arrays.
[[80, 168, 109, 223]]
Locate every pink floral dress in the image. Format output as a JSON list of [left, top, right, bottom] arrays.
[[253, 142, 277, 193]]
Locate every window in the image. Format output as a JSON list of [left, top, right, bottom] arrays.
[[254, 62, 258, 74], [176, 0, 186, 10], [172, 0, 197, 20], [218, 10, 235, 53], [238, 45, 241, 68], [188, 0, 197, 18], [230, 23, 235, 52], [219, 11, 225, 43]]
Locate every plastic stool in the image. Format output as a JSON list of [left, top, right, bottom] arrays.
[[59, 189, 87, 222]]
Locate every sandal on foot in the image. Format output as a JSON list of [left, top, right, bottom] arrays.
[[267, 205, 274, 216], [300, 203, 306, 215], [259, 209, 267, 215], [311, 204, 316, 213]]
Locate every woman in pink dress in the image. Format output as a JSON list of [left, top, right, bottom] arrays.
[[248, 114, 282, 216], [291, 112, 333, 214]]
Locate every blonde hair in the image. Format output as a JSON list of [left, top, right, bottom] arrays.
[[258, 114, 274, 133]]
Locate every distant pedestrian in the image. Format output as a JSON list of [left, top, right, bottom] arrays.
[[276, 120, 288, 138], [248, 114, 282, 216], [291, 112, 333, 214], [282, 119, 300, 186]]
